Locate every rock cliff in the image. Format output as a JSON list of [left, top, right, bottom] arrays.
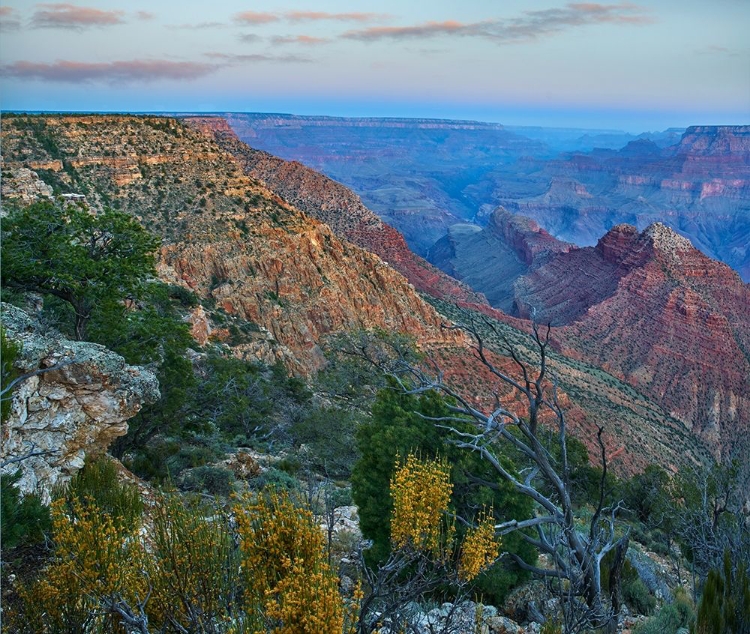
[[184, 116, 488, 307], [500, 220, 749, 462], [429, 207, 750, 464], [0, 303, 159, 502], [3, 114, 733, 479], [0, 114, 460, 373], [428, 208, 572, 312], [225, 112, 548, 255], [489, 126, 750, 281]]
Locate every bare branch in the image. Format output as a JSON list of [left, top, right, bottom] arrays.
[[0, 358, 77, 400]]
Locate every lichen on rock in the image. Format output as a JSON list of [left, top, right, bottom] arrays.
[[1, 303, 160, 503]]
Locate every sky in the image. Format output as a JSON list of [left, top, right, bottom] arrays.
[[0, 1, 748, 132]]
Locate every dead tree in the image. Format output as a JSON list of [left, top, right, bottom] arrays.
[[373, 319, 629, 632]]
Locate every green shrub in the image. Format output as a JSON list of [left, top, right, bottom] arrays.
[[694, 550, 750, 634], [0, 471, 51, 549], [1, 327, 21, 423], [61, 455, 142, 530], [289, 406, 361, 478], [249, 467, 300, 492], [179, 466, 236, 497], [624, 577, 656, 615], [634, 587, 694, 634]]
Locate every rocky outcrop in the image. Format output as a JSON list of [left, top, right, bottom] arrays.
[[428, 208, 572, 313], [0, 303, 159, 502], [518, 223, 750, 462], [0, 166, 53, 207]]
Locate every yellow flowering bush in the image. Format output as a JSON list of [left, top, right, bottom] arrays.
[[234, 491, 350, 634], [12, 485, 363, 633], [458, 510, 501, 582], [15, 496, 146, 634], [389, 453, 454, 557], [148, 494, 241, 631], [389, 454, 500, 581]]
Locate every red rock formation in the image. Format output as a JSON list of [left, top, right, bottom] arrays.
[[0, 114, 461, 373], [522, 223, 750, 462]]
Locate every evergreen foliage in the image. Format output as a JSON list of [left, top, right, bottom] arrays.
[[694, 550, 750, 634], [2, 200, 159, 340], [634, 587, 695, 634], [351, 384, 536, 604], [1, 326, 21, 423], [61, 456, 143, 531], [0, 471, 51, 549]]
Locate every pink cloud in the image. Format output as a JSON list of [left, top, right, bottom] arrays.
[[0, 59, 217, 83], [284, 11, 390, 23], [234, 9, 389, 25], [0, 6, 21, 31], [168, 21, 226, 30], [233, 11, 279, 25], [204, 52, 312, 64], [344, 21, 468, 41], [31, 3, 126, 29], [272, 34, 330, 46]]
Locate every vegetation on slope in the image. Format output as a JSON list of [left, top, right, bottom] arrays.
[[2, 114, 747, 633]]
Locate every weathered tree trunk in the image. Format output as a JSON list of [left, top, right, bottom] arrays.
[[608, 536, 629, 616]]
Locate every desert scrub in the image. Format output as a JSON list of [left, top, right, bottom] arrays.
[[234, 491, 351, 633], [390, 453, 454, 557], [147, 494, 242, 631], [459, 509, 501, 582], [12, 496, 147, 634], [61, 455, 143, 530]]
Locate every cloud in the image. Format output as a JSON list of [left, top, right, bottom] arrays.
[[31, 3, 126, 30], [271, 34, 329, 46], [0, 50, 315, 83], [234, 9, 389, 25], [234, 11, 279, 25], [238, 33, 261, 43], [136, 11, 155, 20], [0, 59, 217, 83], [696, 45, 742, 57], [284, 11, 390, 23], [0, 6, 21, 31], [343, 2, 653, 43], [204, 52, 312, 64], [345, 21, 467, 41], [168, 21, 226, 30]]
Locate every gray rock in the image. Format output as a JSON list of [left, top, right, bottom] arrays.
[[1, 303, 159, 502]]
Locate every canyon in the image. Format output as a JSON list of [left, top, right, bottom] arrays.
[[226, 115, 750, 283], [1, 113, 743, 481], [433, 207, 750, 467]]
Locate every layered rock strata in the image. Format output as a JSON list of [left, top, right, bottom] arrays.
[[185, 116, 488, 307], [0, 115, 462, 372]]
